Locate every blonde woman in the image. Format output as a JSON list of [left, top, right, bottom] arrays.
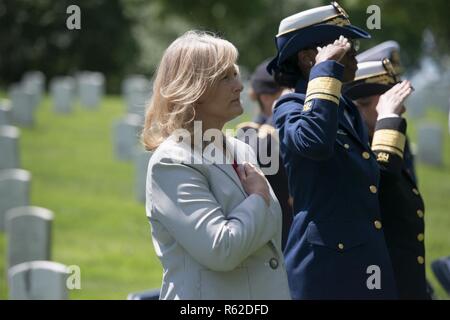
[[141, 31, 291, 300]]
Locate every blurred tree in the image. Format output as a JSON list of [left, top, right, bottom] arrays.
[[343, 0, 450, 69], [121, 0, 192, 76], [1, 0, 449, 92], [150, 0, 450, 73], [0, 0, 139, 92], [149, 0, 311, 74]]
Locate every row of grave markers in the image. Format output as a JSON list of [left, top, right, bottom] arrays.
[[0, 167, 70, 299], [5, 71, 106, 126], [1, 71, 75, 300], [1, 71, 155, 299], [113, 75, 153, 203]]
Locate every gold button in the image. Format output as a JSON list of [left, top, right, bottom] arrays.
[[344, 144, 350, 149], [412, 188, 419, 195], [362, 152, 370, 159], [338, 243, 344, 250], [417, 256, 425, 264], [374, 220, 382, 229], [370, 185, 377, 194], [417, 233, 424, 242], [417, 209, 424, 218]]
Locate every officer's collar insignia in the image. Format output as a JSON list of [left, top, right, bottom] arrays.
[[303, 101, 313, 112]]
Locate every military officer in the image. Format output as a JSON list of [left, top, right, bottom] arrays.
[[236, 59, 293, 250], [355, 41, 417, 183], [343, 45, 429, 299], [267, 2, 413, 299]]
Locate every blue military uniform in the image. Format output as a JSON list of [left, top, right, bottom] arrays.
[[344, 46, 429, 299], [236, 60, 293, 250], [376, 140, 428, 299], [273, 61, 399, 299], [268, 2, 403, 299]]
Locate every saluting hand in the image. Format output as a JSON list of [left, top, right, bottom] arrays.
[[315, 36, 351, 65], [376, 80, 413, 117], [237, 162, 270, 206]]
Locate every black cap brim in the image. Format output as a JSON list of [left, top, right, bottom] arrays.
[[267, 24, 371, 75], [343, 83, 392, 100], [279, 24, 370, 64]]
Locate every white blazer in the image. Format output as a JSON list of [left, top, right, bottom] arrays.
[[146, 134, 291, 300]]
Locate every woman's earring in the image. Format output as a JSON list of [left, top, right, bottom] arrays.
[[309, 61, 313, 67]]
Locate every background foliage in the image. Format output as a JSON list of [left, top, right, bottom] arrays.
[[1, 0, 449, 91]]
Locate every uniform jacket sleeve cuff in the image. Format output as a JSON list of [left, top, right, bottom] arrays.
[[310, 61, 345, 81], [375, 117, 407, 135], [305, 61, 345, 105]]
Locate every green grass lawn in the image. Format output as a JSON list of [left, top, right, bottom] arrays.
[[0, 94, 449, 299], [0, 95, 162, 299]]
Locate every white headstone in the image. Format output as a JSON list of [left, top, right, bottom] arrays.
[[23, 71, 45, 97], [0, 125, 20, 169], [122, 75, 147, 96], [0, 169, 31, 231], [113, 114, 143, 161], [122, 75, 152, 116], [417, 123, 443, 166], [22, 71, 45, 109], [0, 99, 12, 125], [9, 85, 36, 127], [51, 77, 75, 114], [90, 71, 105, 92], [78, 71, 105, 109], [134, 148, 152, 203], [8, 261, 69, 300], [6, 206, 53, 268], [50, 76, 76, 95], [79, 79, 102, 109]]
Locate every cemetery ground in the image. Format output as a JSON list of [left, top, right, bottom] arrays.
[[0, 93, 449, 300]]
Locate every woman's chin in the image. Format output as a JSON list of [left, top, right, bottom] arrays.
[[226, 103, 243, 122], [233, 103, 244, 116]]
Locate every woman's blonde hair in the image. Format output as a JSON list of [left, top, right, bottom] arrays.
[[141, 30, 238, 150]]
